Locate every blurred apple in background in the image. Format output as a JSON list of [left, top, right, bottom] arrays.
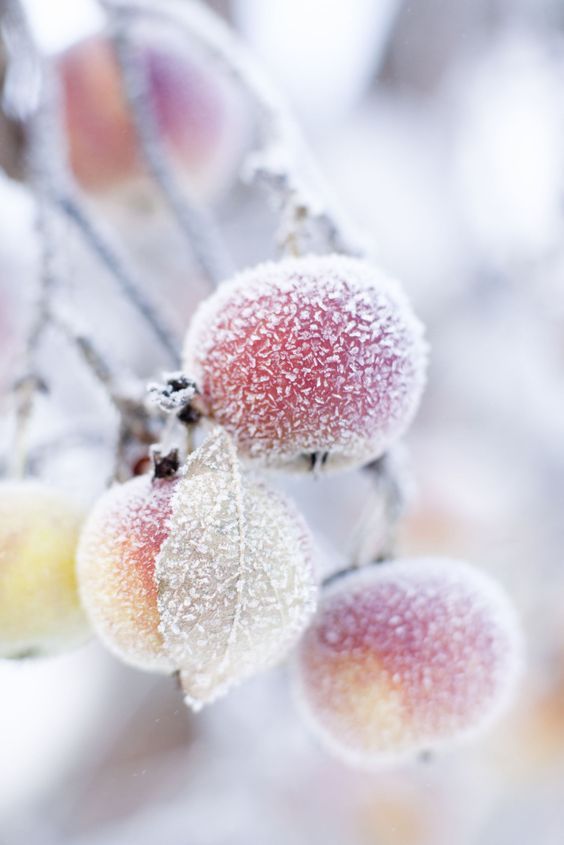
[[58, 26, 250, 204]]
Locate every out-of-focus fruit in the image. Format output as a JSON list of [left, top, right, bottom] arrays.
[[58, 30, 248, 201], [0, 481, 88, 658], [294, 557, 522, 768]]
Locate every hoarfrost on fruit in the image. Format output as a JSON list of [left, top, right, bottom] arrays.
[[157, 428, 317, 708], [77, 429, 317, 707], [77, 474, 177, 672], [184, 254, 428, 472], [294, 557, 523, 768], [0, 481, 89, 658]]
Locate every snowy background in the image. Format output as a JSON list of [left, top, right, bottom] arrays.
[[2, 0, 564, 843]]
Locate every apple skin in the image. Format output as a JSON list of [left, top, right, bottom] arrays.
[[59, 32, 247, 201], [184, 255, 428, 473], [294, 558, 523, 768], [0, 481, 89, 658]]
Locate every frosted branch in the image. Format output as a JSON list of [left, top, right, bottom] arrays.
[[54, 190, 180, 366], [101, 1, 231, 287], [48, 306, 126, 399], [49, 305, 171, 481], [3, 0, 181, 368], [2, 0, 59, 474], [350, 450, 413, 567], [100, 0, 368, 258], [2, 0, 180, 477]]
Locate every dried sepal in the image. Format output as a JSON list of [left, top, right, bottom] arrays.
[[147, 371, 197, 413]]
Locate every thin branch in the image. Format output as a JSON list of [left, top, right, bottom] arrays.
[[7, 202, 55, 476], [48, 306, 126, 398], [101, 0, 369, 257], [2, 0, 180, 478], [349, 450, 413, 567], [3, 0, 181, 368], [2, 0, 57, 474], [101, 2, 230, 287], [48, 304, 170, 482], [54, 190, 180, 366]]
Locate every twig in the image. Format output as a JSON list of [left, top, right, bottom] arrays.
[[349, 450, 413, 567], [49, 304, 169, 481], [100, 1, 230, 287], [54, 191, 180, 365], [2, 0, 57, 474], [48, 306, 127, 398], [2, 0, 179, 477], [3, 0, 181, 368], [100, 0, 369, 258], [8, 202, 55, 475]]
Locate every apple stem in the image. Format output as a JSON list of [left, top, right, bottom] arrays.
[[349, 450, 413, 568]]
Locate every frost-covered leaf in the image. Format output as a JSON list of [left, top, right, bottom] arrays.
[[155, 428, 317, 709]]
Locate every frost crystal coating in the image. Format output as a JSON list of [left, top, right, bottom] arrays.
[[183, 254, 428, 472], [77, 429, 317, 705], [77, 474, 176, 672], [156, 428, 317, 709]]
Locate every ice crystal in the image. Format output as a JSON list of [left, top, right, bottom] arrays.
[[147, 371, 197, 413], [78, 428, 317, 701], [156, 428, 317, 709]]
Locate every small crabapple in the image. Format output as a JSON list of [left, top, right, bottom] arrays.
[[77, 429, 317, 708], [294, 557, 522, 768], [0, 481, 89, 658], [77, 472, 175, 673], [183, 254, 428, 472], [58, 30, 247, 201]]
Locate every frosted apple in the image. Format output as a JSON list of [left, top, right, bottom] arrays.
[[77, 429, 317, 709], [58, 30, 247, 201], [294, 557, 523, 768], [0, 481, 89, 658], [184, 255, 428, 472]]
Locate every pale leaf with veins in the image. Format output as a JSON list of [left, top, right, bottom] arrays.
[[155, 427, 317, 709]]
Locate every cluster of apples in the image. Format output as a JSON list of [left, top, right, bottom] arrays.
[[0, 242, 523, 767]]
